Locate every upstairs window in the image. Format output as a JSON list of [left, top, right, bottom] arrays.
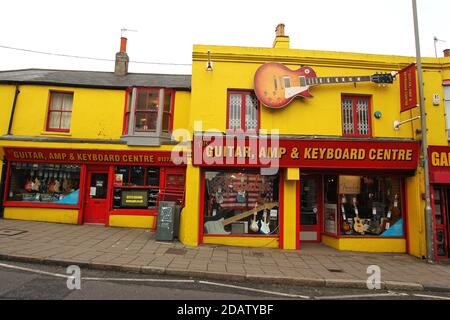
[[342, 95, 371, 137], [122, 88, 175, 136], [444, 85, 450, 140], [46, 92, 73, 132], [227, 91, 259, 132]]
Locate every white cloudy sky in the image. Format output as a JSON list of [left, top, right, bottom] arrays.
[[0, 0, 449, 74]]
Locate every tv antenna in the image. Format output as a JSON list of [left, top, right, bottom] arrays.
[[121, 28, 138, 37], [434, 36, 446, 58]]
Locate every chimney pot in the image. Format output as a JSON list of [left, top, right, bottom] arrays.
[[273, 23, 290, 49], [120, 37, 128, 53], [275, 23, 285, 37], [444, 49, 450, 57]]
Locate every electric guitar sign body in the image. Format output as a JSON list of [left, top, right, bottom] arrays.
[[254, 62, 396, 109]]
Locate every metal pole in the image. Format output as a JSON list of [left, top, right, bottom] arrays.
[[412, 0, 435, 263]]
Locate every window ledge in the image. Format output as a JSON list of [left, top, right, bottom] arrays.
[[121, 134, 177, 146], [41, 131, 72, 137]]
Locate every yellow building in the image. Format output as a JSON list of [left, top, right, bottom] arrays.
[[1, 27, 450, 260], [0, 37, 190, 230], [179, 24, 450, 260]]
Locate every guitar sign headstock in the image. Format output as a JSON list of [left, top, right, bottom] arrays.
[[371, 72, 397, 84]]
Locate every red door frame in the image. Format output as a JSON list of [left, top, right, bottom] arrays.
[[297, 175, 323, 245], [430, 185, 450, 261], [82, 165, 111, 225]]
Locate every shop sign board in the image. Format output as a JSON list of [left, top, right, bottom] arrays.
[[428, 146, 450, 183], [399, 63, 418, 112], [193, 136, 419, 170], [4, 148, 185, 166]]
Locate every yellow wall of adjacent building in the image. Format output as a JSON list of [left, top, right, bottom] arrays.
[[4, 207, 78, 224], [322, 235, 406, 253], [3, 85, 124, 139], [0, 84, 191, 141], [109, 215, 156, 229]]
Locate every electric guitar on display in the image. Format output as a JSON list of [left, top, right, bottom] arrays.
[[204, 202, 278, 235], [352, 198, 365, 234], [254, 62, 397, 108], [250, 203, 260, 232], [259, 210, 271, 235]]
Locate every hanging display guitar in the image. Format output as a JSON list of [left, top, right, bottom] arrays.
[[254, 62, 397, 109]]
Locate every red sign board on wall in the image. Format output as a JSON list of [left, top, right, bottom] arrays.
[[399, 63, 418, 112], [193, 136, 419, 170], [4, 147, 184, 166]]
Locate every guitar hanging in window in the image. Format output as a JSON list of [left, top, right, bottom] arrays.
[[254, 62, 397, 109]]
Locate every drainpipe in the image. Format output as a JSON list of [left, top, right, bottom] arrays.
[[7, 84, 20, 135]]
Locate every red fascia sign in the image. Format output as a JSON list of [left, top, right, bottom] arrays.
[[399, 63, 418, 112], [428, 146, 450, 183], [4, 147, 185, 166], [193, 135, 419, 170]]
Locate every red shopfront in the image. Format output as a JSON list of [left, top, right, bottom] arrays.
[[193, 135, 419, 250], [428, 146, 450, 260], [2, 147, 186, 227]]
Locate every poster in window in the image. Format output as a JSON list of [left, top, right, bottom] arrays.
[[121, 190, 148, 208], [114, 174, 123, 186], [339, 176, 361, 194], [324, 204, 337, 235]]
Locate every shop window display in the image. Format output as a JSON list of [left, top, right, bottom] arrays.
[[7, 162, 80, 205], [324, 175, 404, 237], [113, 166, 160, 209], [203, 171, 279, 235]]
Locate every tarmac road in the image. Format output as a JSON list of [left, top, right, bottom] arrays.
[[1, 259, 450, 301]]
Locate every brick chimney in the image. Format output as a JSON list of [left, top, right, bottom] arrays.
[[273, 23, 290, 49], [444, 49, 450, 57], [115, 37, 129, 76]]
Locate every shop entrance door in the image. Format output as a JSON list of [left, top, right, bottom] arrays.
[[84, 169, 109, 225], [433, 187, 449, 259], [300, 175, 322, 243]]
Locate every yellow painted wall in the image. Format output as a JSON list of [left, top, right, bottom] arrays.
[[322, 235, 406, 253], [4, 85, 124, 139], [283, 178, 297, 250], [4, 207, 78, 224], [406, 170, 426, 258], [0, 84, 191, 144], [178, 163, 200, 246], [0, 85, 16, 135], [109, 215, 155, 229], [203, 236, 279, 248], [191, 45, 448, 140]]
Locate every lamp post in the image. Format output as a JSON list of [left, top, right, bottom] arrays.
[[412, 0, 435, 263]]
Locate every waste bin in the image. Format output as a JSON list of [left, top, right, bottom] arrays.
[[155, 201, 181, 241]]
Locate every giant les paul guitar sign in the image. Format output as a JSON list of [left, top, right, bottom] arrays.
[[254, 62, 396, 109]]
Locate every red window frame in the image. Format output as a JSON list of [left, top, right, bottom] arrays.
[[46, 91, 74, 132], [341, 95, 372, 137], [226, 90, 260, 133]]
